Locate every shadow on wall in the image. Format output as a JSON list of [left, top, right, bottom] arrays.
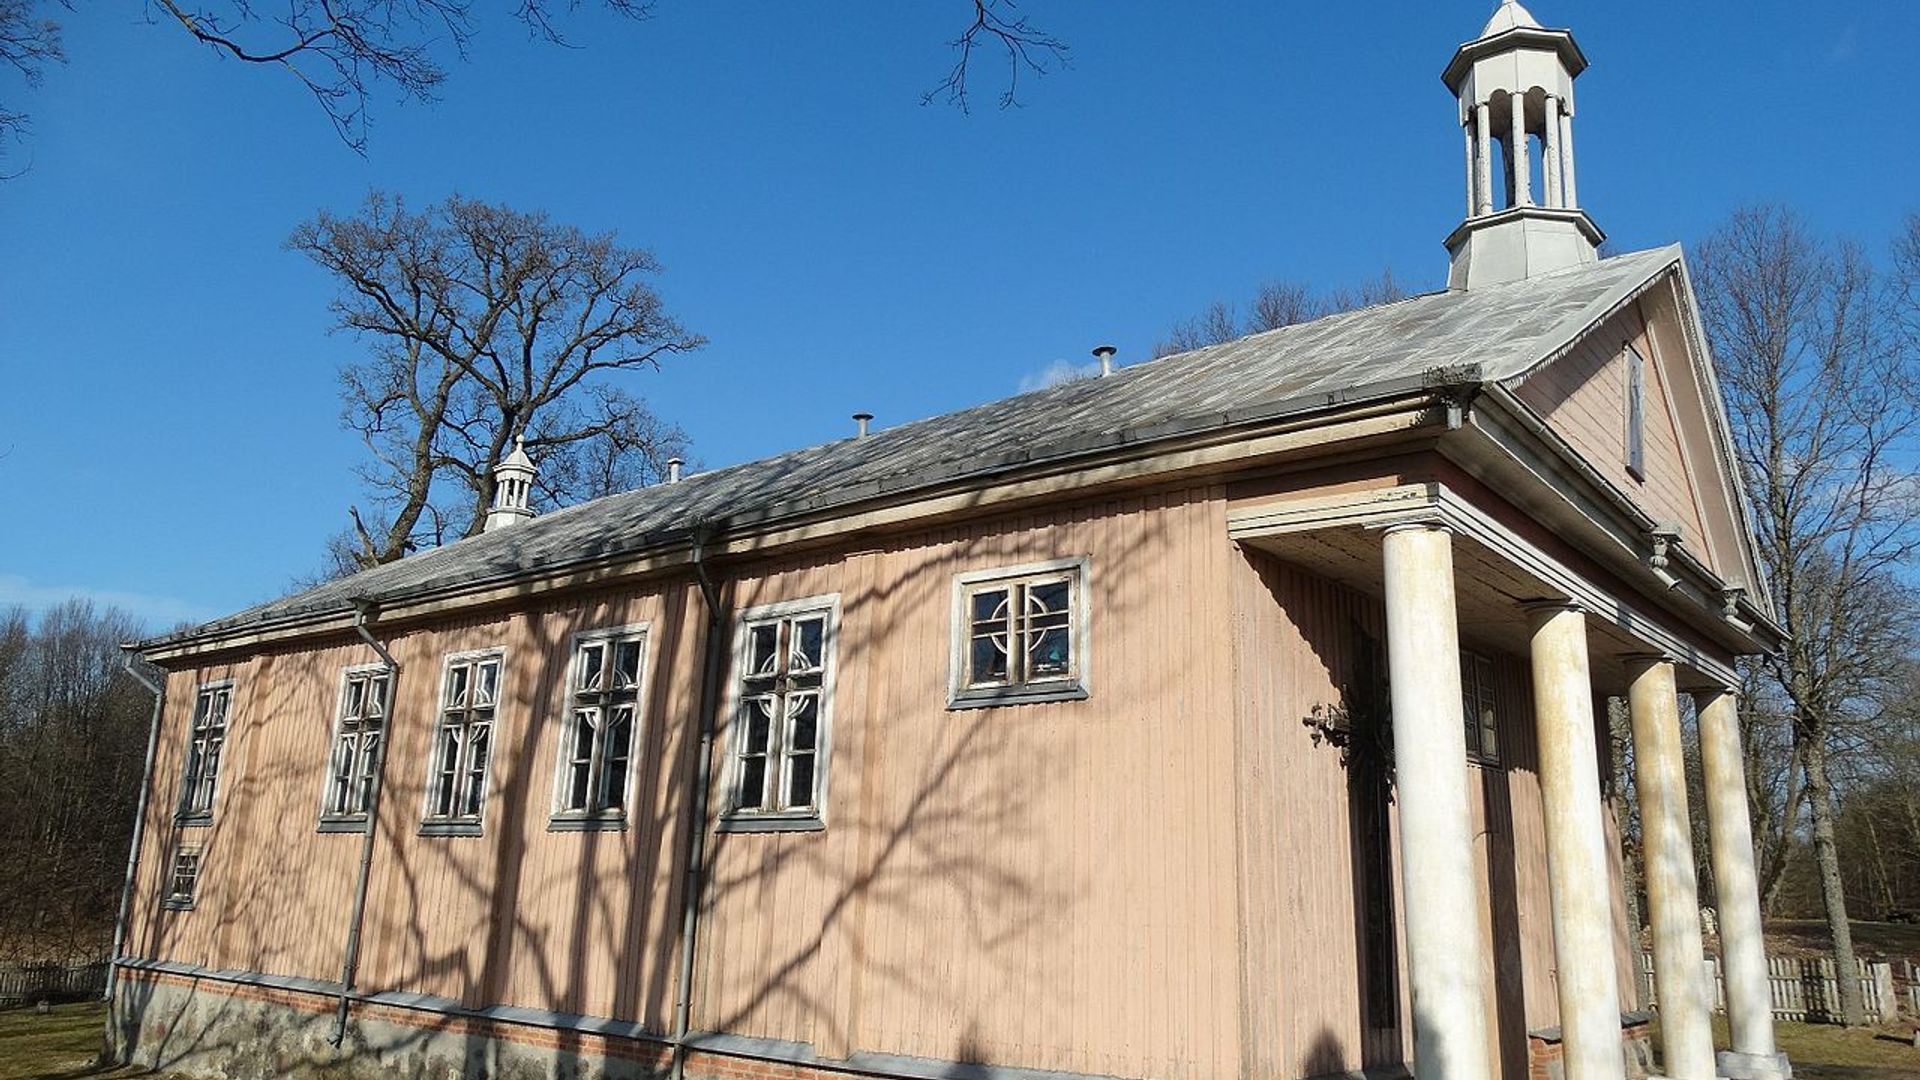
[[116, 482, 1218, 1078]]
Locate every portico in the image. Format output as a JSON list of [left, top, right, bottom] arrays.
[[1230, 469, 1788, 1080]]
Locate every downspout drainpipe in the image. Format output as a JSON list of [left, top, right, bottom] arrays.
[[332, 599, 400, 1048], [672, 526, 730, 1080], [108, 651, 167, 1007]]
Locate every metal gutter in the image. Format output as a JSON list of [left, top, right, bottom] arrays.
[[331, 599, 400, 1046], [107, 650, 167, 1005], [670, 526, 730, 1080]]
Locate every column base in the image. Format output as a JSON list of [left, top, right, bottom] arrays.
[[1716, 1050, 1792, 1079]]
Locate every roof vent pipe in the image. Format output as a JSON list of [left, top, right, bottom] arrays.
[[667, 457, 684, 484], [853, 412, 873, 439], [1092, 345, 1117, 377]]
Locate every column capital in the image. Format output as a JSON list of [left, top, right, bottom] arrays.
[[1621, 651, 1677, 674], [1380, 519, 1452, 538], [1520, 598, 1585, 616]]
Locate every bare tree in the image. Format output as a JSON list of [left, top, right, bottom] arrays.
[[0, 0, 61, 158], [2, 2, 1067, 158], [1154, 270, 1408, 358], [0, 600, 152, 963], [1696, 204, 1920, 1026], [924, 0, 1068, 113], [290, 192, 702, 571]]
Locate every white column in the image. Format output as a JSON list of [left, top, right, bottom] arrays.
[[1628, 657, 1715, 1080], [1475, 101, 1495, 215], [1509, 92, 1532, 208], [1559, 108, 1578, 209], [1542, 95, 1564, 208], [1696, 689, 1793, 1080], [1526, 605, 1626, 1080], [1463, 120, 1478, 218], [1381, 523, 1496, 1080]]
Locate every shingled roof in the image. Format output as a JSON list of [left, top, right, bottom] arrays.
[[154, 245, 1682, 646]]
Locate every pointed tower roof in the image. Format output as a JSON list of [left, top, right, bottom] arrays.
[[1481, 0, 1541, 36], [1444, 1, 1585, 91], [499, 435, 534, 473]]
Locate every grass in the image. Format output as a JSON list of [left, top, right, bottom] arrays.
[[1764, 919, 1920, 964], [0, 1003, 157, 1080], [1646, 1015, 1920, 1079]]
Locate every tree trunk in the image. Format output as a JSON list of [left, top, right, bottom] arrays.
[[1803, 736, 1867, 1025]]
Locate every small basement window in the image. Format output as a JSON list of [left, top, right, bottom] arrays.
[[320, 666, 391, 830], [423, 651, 503, 834], [720, 597, 838, 832], [550, 626, 648, 829], [1461, 651, 1500, 765], [177, 682, 231, 824], [949, 557, 1090, 709], [163, 844, 202, 910]]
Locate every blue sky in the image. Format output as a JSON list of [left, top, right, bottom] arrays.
[[2, 1, 1915, 631]]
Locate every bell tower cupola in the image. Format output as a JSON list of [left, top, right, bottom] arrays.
[[483, 436, 537, 532], [1442, 1, 1605, 289]]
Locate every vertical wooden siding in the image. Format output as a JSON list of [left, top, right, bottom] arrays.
[[1514, 302, 1713, 571], [122, 476, 1612, 1080], [694, 486, 1245, 1080], [1228, 548, 1568, 1080]]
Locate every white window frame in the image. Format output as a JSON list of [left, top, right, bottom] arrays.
[[718, 594, 840, 833], [947, 556, 1091, 709], [177, 679, 233, 824], [163, 842, 203, 911], [318, 663, 393, 832], [1461, 650, 1500, 766], [420, 648, 506, 836], [1625, 342, 1648, 481], [548, 623, 651, 831]]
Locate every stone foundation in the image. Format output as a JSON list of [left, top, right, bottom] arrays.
[[108, 967, 1140, 1080]]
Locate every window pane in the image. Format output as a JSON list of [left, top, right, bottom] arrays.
[[366, 676, 388, 716], [971, 588, 1009, 623], [563, 710, 595, 812], [970, 633, 1008, 684], [786, 753, 815, 809], [345, 679, 364, 720], [462, 723, 491, 818], [791, 617, 825, 672], [1027, 580, 1069, 615], [736, 757, 767, 811], [579, 643, 604, 691], [600, 707, 633, 811], [614, 640, 643, 689], [433, 727, 461, 817], [193, 692, 211, 729], [744, 698, 773, 754], [1027, 626, 1072, 678], [748, 624, 779, 677], [475, 660, 499, 706], [447, 664, 470, 708], [789, 694, 818, 751]]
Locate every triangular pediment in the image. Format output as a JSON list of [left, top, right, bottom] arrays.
[[1500, 254, 1768, 607]]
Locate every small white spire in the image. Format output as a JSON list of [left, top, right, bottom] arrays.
[[484, 435, 537, 532]]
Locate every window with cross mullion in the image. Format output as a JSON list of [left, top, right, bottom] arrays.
[[423, 651, 502, 833], [551, 628, 645, 828], [320, 667, 390, 829], [724, 599, 836, 830]]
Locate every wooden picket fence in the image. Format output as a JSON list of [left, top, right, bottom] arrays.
[[1640, 952, 1914, 1024], [0, 961, 109, 1007]]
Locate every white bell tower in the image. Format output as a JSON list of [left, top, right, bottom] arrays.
[[1443, 1, 1605, 290], [483, 436, 537, 532]]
